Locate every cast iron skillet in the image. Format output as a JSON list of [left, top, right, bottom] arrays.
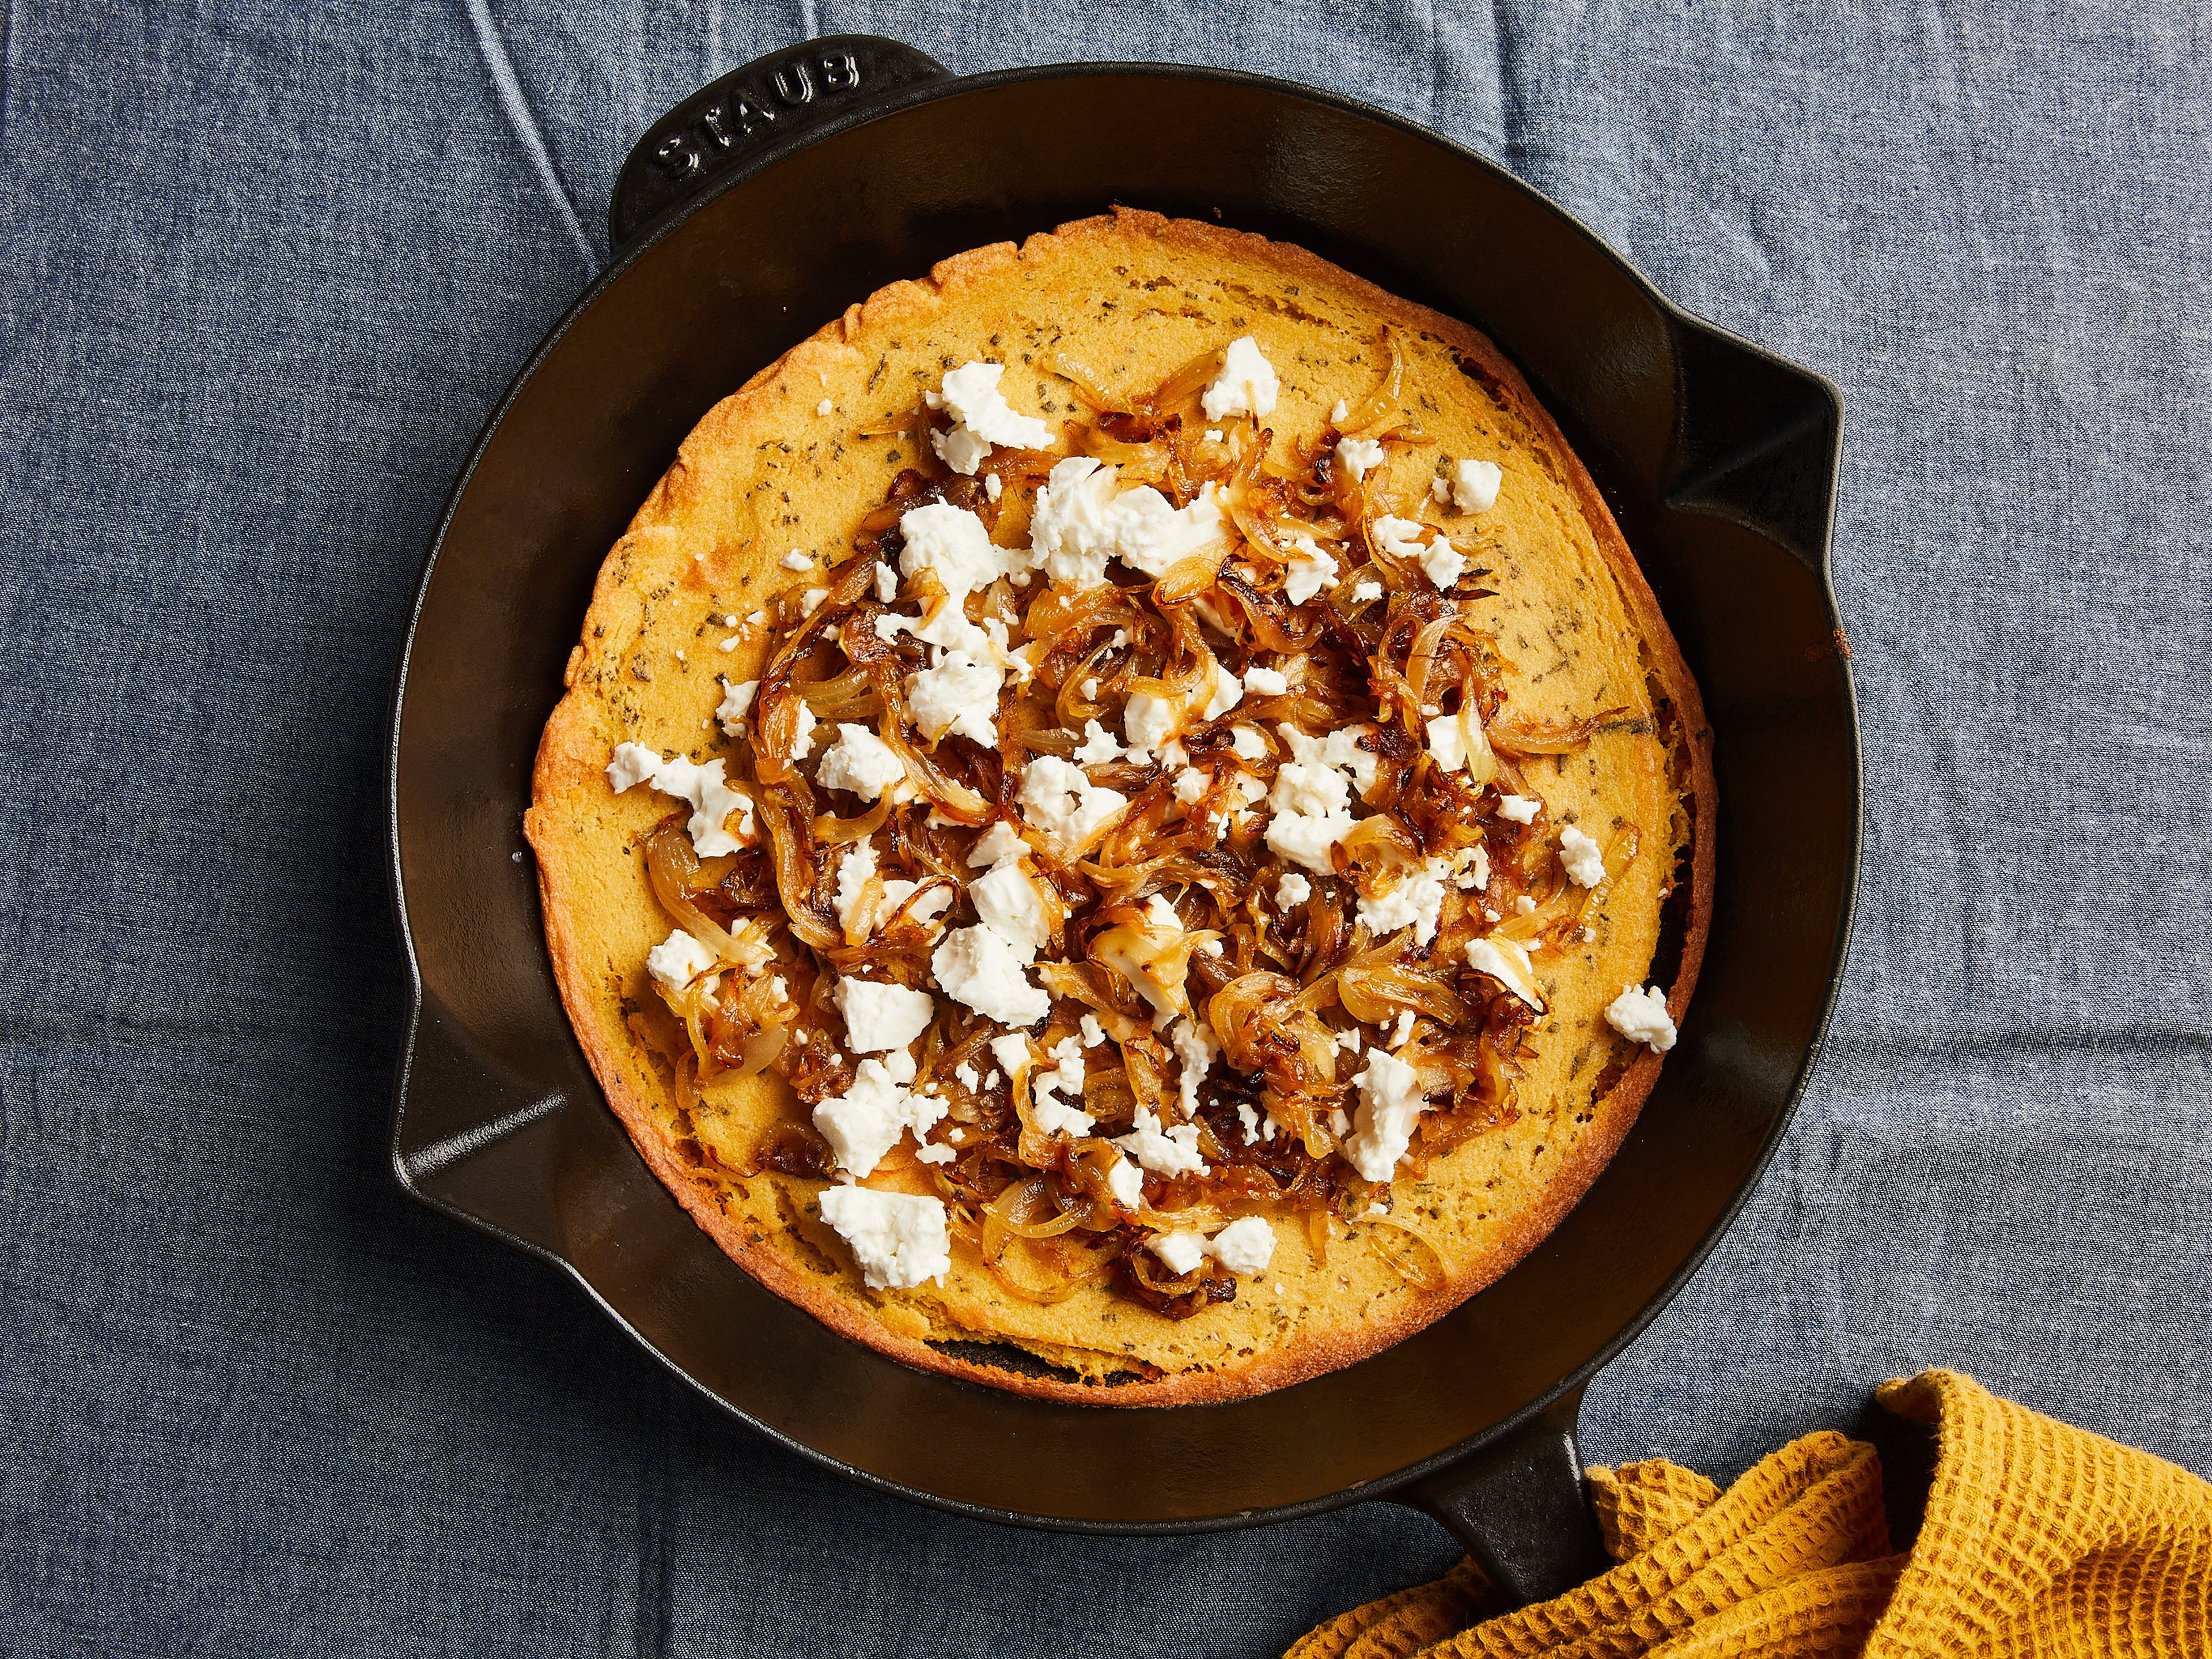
[[387, 35, 1857, 1606]]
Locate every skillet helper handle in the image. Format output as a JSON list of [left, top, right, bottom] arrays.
[[1407, 1385, 1612, 1609], [608, 35, 950, 251]]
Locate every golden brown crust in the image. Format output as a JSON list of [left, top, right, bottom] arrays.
[[525, 206, 1715, 1406]]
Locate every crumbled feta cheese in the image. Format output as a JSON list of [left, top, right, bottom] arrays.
[[1029, 1036, 1093, 1136], [832, 978, 935, 1054], [715, 679, 759, 732], [915, 1143, 955, 1165], [1353, 580, 1384, 603], [1372, 515, 1426, 562], [988, 1033, 1032, 1080], [1346, 1049, 1426, 1181], [924, 361, 1051, 475], [1466, 935, 1546, 1011], [1116, 1104, 1209, 1176], [1268, 744, 1351, 819], [1203, 429, 1224, 443], [897, 501, 1024, 603], [780, 549, 812, 571], [904, 653, 1003, 748], [969, 859, 1054, 960], [834, 840, 878, 937], [1200, 335, 1279, 421], [954, 1062, 979, 1092], [1335, 1026, 1363, 1054], [816, 1185, 950, 1289], [1017, 755, 1128, 853], [1073, 720, 1122, 763], [1421, 539, 1465, 590], [646, 930, 717, 997], [984, 472, 1002, 501], [1149, 1230, 1209, 1276], [1559, 824, 1607, 887], [1173, 766, 1209, 805], [1391, 1008, 1416, 1046], [811, 1057, 946, 1179], [816, 398, 834, 416], [1267, 805, 1355, 876], [1282, 535, 1339, 604], [1208, 1215, 1277, 1275], [607, 745, 755, 856], [1329, 398, 1350, 423], [790, 702, 817, 763], [1514, 894, 1537, 915], [874, 563, 898, 603], [1107, 1155, 1145, 1210], [1275, 872, 1312, 908], [1335, 436, 1387, 482], [1230, 725, 1267, 761], [967, 820, 1027, 868], [1028, 456, 1224, 586], [800, 587, 829, 616], [1201, 664, 1243, 721], [930, 925, 1050, 1025], [814, 723, 908, 801], [1497, 793, 1541, 824], [1357, 855, 1452, 945], [1610, 986, 1672, 1052], [1080, 1013, 1107, 1048], [605, 741, 660, 793], [1457, 844, 1490, 891], [1243, 666, 1289, 697], [1279, 721, 1380, 800], [1606, 984, 1678, 1052], [1447, 457, 1503, 513], [1170, 1017, 1218, 1119]]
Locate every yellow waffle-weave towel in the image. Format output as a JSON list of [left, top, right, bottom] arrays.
[[1285, 1370, 2212, 1659]]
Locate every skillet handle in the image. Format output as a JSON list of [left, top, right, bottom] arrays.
[[609, 35, 950, 252], [1403, 1385, 1612, 1609]]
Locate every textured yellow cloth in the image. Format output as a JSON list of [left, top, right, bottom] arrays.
[[1286, 1370, 2212, 1659]]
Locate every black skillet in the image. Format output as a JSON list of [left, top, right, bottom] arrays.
[[386, 36, 1857, 1606]]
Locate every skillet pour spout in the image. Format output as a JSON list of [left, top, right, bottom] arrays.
[[387, 33, 1857, 1609]]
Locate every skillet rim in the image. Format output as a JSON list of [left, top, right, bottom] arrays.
[[385, 54, 1859, 1535]]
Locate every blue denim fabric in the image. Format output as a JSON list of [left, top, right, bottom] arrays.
[[2, 3, 2207, 1653]]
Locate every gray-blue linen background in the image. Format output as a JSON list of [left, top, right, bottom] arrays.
[[2, 2, 2206, 1653]]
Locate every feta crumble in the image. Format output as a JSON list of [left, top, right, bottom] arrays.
[[930, 925, 1050, 1026], [605, 744, 755, 856], [1335, 435, 1387, 482], [1017, 755, 1128, 853], [1028, 456, 1224, 587], [1605, 984, 1678, 1052], [715, 679, 759, 732], [1559, 824, 1607, 887], [814, 723, 907, 801], [1445, 457, 1503, 513], [925, 361, 1051, 475], [812, 1056, 946, 1179], [646, 930, 717, 997], [1200, 335, 1279, 421], [1346, 1050, 1426, 1181], [832, 978, 935, 1054], [816, 1185, 950, 1289], [1466, 935, 1546, 1012]]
